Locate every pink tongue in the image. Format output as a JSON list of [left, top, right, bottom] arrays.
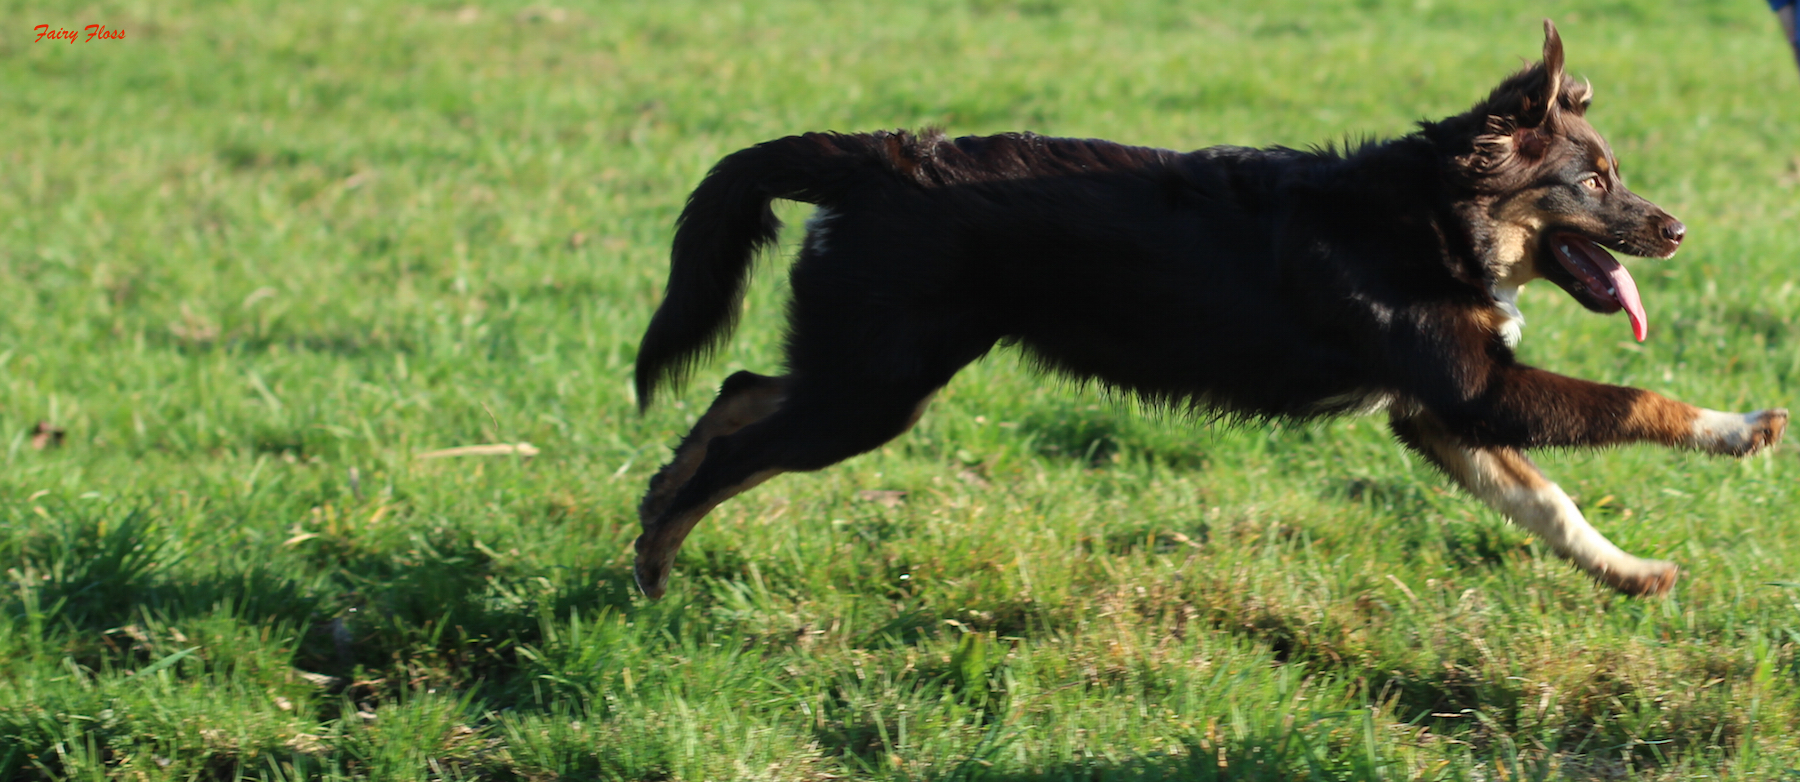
[[1595, 253, 1647, 342], [1562, 235, 1649, 342]]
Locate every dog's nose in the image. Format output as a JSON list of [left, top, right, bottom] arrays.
[[1661, 219, 1686, 244]]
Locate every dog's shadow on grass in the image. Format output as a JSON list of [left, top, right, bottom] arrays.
[[1007, 403, 1211, 469], [903, 733, 1390, 782], [0, 502, 642, 679]]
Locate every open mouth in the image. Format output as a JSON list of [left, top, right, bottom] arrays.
[[1549, 232, 1647, 342]]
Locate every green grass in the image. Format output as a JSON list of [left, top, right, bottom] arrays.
[[4, 0, 1800, 778]]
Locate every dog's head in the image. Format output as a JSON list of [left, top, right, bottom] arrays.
[[1437, 21, 1684, 341]]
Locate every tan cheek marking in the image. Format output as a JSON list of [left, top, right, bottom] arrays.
[[1490, 196, 1552, 285], [1490, 225, 1530, 279]]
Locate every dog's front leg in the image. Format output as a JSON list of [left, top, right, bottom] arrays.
[[1390, 410, 1679, 596], [1421, 364, 1788, 454]]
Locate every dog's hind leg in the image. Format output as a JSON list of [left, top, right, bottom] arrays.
[[1390, 409, 1679, 597], [640, 371, 788, 525], [633, 374, 946, 599]]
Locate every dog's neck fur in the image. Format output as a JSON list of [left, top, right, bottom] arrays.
[[1303, 136, 1534, 354]]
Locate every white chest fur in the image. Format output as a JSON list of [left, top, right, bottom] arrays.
[[1491, 283, 1525, 349]]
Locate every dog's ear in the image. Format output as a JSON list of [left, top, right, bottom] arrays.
[[1453, 21, 1571, 181], [1497, 22, 1571, 128], [1512, 20, 1565, 131], [1533, 21, 1593, 117], [1506, 21, 1566, 158], [1535, 20, 1565, 122]]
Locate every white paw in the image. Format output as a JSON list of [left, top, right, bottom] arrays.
[[1692, 408, 1788, 456]]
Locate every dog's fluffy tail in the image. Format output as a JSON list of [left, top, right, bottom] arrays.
[[634, 132, 892, 411]]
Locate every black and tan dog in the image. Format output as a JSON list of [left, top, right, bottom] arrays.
[[630, 22, 1785, 600]]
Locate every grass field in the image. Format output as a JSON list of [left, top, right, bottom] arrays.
[[5, 0, 1800, 778]]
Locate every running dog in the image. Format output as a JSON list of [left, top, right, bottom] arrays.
[[630, 22, 1786, 599]]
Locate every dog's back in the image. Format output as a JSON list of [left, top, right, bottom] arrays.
[[640, 129, 1455, 419]]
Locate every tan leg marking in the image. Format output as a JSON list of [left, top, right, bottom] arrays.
[[1406, 414, 1676, 596], [639, 374, 787, 525], [1620, 393, 1702, 447], [634, 467, 782, 600]]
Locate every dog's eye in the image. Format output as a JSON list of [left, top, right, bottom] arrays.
[[1580, 176, 1606, 193]]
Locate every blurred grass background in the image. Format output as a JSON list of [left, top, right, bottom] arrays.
[[3, 0, 1800, 778]]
